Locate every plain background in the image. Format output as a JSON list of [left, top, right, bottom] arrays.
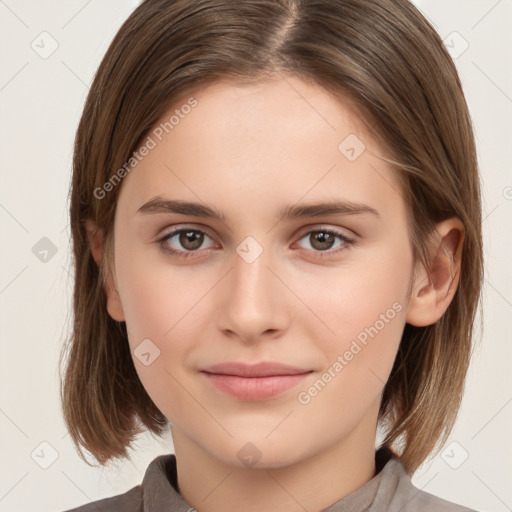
[[0, 1, 511, 511]]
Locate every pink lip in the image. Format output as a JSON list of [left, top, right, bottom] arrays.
[[200, 362, 313, 401]]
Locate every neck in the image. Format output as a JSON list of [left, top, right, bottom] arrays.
[[171, 415, 378, 512]]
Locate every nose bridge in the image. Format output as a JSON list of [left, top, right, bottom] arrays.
[[233, 246, 271, 300], [219, 235, 287, 338], [231, 235, 275, 306]]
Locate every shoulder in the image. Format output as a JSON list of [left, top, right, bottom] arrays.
[[60, 484, 142, 512], [388, 459, 478, 511]]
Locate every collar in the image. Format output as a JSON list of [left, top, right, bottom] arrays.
[[140, 447, 402, 511]]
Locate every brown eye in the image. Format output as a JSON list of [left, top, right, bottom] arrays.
[[178, 230, 204, 250], [295, 228, 356, 258], [309, 231, 336, 251], [159, 228, 215, 257]]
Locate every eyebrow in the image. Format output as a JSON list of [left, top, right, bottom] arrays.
[[136, 196, 380, 221]]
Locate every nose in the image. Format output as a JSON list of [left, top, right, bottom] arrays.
[[216, 240, 290, 344]]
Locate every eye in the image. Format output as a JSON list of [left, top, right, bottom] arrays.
[[156, 225, 356, 260], [295, 227, 356, 257], [157, 227, 216, 258]]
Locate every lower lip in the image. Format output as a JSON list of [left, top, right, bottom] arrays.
[[201, 372, 311, 401]]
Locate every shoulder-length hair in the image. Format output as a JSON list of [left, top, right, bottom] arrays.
[[60, 0, 483, 474]]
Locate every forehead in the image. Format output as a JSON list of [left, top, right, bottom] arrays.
[[176, 74, 371, 147], [116, 73, 404, 220]]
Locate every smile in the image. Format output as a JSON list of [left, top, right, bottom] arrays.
[[200, 362, 313, 401]]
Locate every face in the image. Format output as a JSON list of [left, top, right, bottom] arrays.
[[107, 73, 415, 469]]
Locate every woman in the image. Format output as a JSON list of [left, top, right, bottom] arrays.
[[60, 0, 483, 510]]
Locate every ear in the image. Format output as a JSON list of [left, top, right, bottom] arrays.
[[406, 217, 464, 327], [85, 219, 125, 322]]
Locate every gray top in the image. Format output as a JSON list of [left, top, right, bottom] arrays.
[[62, 448, 477, 511]]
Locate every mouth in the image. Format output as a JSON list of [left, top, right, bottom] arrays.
[[200, 362, 313, 401]]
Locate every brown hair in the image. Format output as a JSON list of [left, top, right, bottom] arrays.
[[59, 0, 483, 474]]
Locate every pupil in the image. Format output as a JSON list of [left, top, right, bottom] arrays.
[[313, 232, 334, 250], [180, 230, 203, 250]]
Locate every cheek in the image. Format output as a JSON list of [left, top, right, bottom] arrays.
[[115, 260, 203, 422], [291, 242, 411, 399], [114, 246, 218, 369], [293, 273, 408, 430], [119, 272, 173, 341], [292, 242, 411, 343], [115, 238, 200, 342]]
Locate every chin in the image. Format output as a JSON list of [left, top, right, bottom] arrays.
[[205, 433, 312, 470]]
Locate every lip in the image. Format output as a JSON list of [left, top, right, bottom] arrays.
[[200, 362, 313, 401]]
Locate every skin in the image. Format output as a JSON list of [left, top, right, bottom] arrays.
[[87, 73, 463, 512]]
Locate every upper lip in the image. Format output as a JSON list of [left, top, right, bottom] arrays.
[[201, 362, 312, 377]]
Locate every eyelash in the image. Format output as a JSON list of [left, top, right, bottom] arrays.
[[156, 226, 357, 260]]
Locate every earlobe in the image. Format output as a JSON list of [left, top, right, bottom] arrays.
[[406, 218, 464, 327], [85, 219, 126, 322]]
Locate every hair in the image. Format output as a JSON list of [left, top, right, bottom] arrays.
[[59, 0, 483, 474]]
